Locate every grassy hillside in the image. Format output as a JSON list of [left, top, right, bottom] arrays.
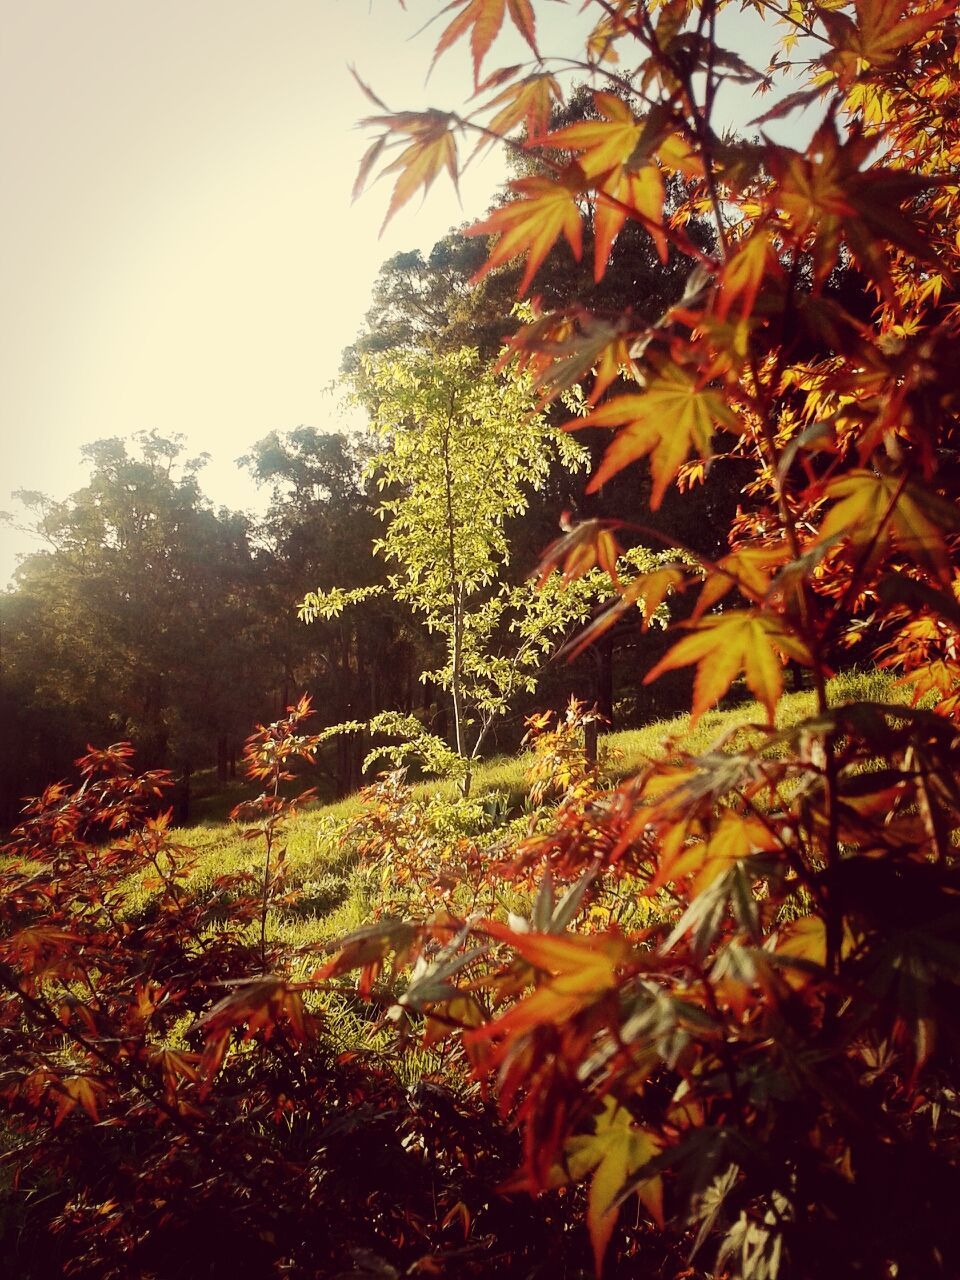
[[143, 669, 897, 954]]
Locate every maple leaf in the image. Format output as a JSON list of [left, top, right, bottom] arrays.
[[693, 543, 792, 618], [478, 71, 563, 142], [716, 228, 778, 321], [822, 0, 955, 86], [535, 518, 625, 587], [434, 0, 539, 83], [650, 810, 780, 894], [644, 610, 813, 724], [52, 1075, 108, 1127], [595, 165, 667, 279], [470, 924, 634, 1038], [502, 310, 636, 405], [573, 365, 736, 508], [482, 922, 630, 994], [544, 92, 643, 177], [541, 94, 667, 276], [361, 111, 460, 230], [199, 977, 309, 1046], [468, 172, 585, 293], [151, 1048, 201, 1105], [3, 924, 81, 975], [769, 119, 948, 300], [563, 565, 686, 662], [565, 1097, 664, 1274], [819, 470, 960, 585]]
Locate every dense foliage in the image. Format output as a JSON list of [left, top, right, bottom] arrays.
[[3, 1, 960, 1277]]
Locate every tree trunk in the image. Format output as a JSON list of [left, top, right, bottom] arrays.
[[175, 765, 191, 826], [584, 717, 599, 766], [595, 634, 614, 726]]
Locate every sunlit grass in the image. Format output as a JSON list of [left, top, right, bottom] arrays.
[[152, 669, 899, 943]]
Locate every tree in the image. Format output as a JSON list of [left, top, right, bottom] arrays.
[[302, 346, 676, 793], [240, 427, 422, 794], [343, 118, 745, 726], [321, 1, 960, 1275], [0, 432, 266, 816]]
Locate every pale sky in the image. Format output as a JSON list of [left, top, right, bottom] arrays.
[[0, 0, 808, 584]]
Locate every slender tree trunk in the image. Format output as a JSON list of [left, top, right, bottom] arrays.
[[439, 394, 470, 795], [175, 764, 191, 826], [596, 634, 614, 726], [450, 585, 465, 760]]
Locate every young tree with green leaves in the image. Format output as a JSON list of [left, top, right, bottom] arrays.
[[301, 345, 674, 794]]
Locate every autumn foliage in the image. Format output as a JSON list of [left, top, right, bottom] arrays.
[[4, 1, 960, 1277]]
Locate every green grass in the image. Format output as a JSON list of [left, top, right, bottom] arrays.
[[150, 668, 899, 951]]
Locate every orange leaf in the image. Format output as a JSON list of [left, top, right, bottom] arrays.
[[479, 72, 563, 142], [823, 0, 955, 83], [541, 95, 667, 277], [566, 1097, 664, 1274], [563, 566, 685, 662], [468, 173, 584, 293], [433, 0, 538, 82], [716, 228, 776, 321], [819, 470, 959, 585], [595, 165, 667, 279], [379, 114, 460, 229], [434, 0, 506, 83], [644, 610, 812, 724], [544, 93, 643, 177], [535, 518, 625, 587], [573, 366, 735, 508], [693, 543, 792, 618], [53, 1075, 107, 1126], [506, 0, 539, 58], [482, 922, 630, 994]]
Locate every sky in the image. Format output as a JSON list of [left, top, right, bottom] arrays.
[[0, 0, 809, 585]]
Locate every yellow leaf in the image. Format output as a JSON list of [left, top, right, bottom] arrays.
[[573, 366, 735, 508], [644, 611, 812, 724], [777, 915, 828, 967], [434, 0, 507, 82], [545, 93, 642, 176], [468, 174, 584, 294], [480, 73, 563, 142], [432, 0, 539, 82], [483, 922, 630, 995], [566, 1097, 664, 1274], [819, 470, 958, 584], [369, 112, 460, 229], [695, 811, 779, 891], [717, 228, 775, 320], [563, 565, 685, 662], [694, 544, 792, 618], [595, 164, 667, 279], [823, 0, 955, 79]]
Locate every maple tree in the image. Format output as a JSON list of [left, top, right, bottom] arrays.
[[323, 0, 960, 1274]]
